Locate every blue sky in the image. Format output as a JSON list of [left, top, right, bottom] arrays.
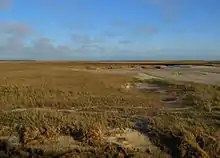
[[0, 0, 219, 60]]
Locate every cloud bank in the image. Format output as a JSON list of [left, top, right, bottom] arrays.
[[0, 21, 75, 59]]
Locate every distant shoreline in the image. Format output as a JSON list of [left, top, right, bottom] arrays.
[[0, 60, 219, 66]]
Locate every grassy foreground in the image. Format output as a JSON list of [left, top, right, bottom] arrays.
[[0, 62, 220, 158]]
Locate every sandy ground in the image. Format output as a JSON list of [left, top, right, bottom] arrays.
[[68, 65, 220, 85], [144, 66, 220, 85], [0, 125, 166, 157], [136, 66, 220, 85]]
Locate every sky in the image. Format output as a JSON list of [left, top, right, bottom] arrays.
[[0, 0, 219, 60]]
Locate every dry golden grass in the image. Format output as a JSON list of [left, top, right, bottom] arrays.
[[0, 62, 154, 109], [0, 62, 220, 157]]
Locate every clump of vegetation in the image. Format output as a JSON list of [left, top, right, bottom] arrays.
[[144, 109, 220, 158]]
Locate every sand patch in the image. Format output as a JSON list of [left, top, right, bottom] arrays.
[[28, 135, 80, 153], [105, 128, 160, 152]]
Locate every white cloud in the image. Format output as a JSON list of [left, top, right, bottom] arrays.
[[0, 21, 31, 51], [0, 22, 74, 59]]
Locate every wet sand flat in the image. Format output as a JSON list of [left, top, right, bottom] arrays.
[[73, 65, 220, 85], [145, 66, 220, 85]]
